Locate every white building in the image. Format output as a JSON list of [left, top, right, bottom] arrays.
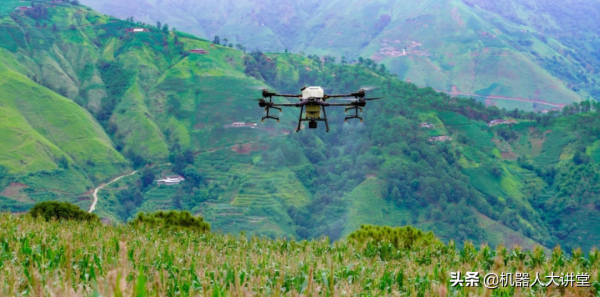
[[157, 175, 185, 185], [232, 122, 246, 127]]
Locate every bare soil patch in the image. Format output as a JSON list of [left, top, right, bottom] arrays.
[[232, 143, 265, 154]]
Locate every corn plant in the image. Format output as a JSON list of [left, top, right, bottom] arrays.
[[0, 214, 597, 296]]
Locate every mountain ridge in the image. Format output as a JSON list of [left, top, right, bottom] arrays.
[[79, 0, 599, 110]]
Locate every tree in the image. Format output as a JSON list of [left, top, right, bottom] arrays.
[[573, 151, 591, 164], [141, 168, 155, 188], [126, 151, 146, 169], [491, 166, 503, 177], [162, 23, 169, 32], [0, 165, 6, 183], [173, 193, 183, 209], [212, 35, 220, 45], [348, 225, 442, 250], [156, 21, 161, 29], [25, 4, 48, 20], [130, 210, 210, 233], [390, 186, 402, 203], [183, 149, 195, 164], [71, 0, 80, 5], [580, 100, 591, 112], [58, 155, 69, 169], [30, 201, 99, 222], [182, 168, 203, 187]]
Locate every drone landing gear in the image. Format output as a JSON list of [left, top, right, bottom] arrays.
[[295, 106, 304, 132], [322, 105, 330, 132], [344, 106, 363, 122], [262, 106, 282, 123]]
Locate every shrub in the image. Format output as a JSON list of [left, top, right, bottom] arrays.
[[29, 201, 99, 222], [348, 224, 442, 250], [130, 210, 210, 233]]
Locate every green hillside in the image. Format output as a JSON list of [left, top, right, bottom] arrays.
[[79, 0, 599, 110], [1, 1, 600, 254]]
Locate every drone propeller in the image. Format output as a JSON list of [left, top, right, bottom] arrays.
[[359, 86, 379, 91], [334, 97, 384, 101], [247, 86, 269, 91]]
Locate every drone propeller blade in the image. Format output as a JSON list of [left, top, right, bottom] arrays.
[[247, 86, 269, 91], [250, 98, 264, 101], [360, 86, 379, 91], [364, 97, 384, 101]]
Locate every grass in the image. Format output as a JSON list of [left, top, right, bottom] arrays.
[[0, 59, 128, 179], [534, 130, 575, 166], [342, 177, 411, 237]]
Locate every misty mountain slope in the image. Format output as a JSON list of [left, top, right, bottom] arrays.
[[80, 0, 598, 111]]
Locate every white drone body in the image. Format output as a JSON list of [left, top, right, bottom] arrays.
[[302, 86, 324, 99]]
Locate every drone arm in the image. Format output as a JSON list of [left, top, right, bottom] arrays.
[[324, 103, 355, 107], [324, 94, 353, 99], [273, 99, 310, 107], [272, 103, 300, 107], [271, 94, 302, 98]]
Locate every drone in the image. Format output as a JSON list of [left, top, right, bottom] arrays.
[[252, 86, 383, 132]]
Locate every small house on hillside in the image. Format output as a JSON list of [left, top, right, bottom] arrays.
[[15, 6, 31, 11], [428, 136, 451, 142], [420, 123, 435, 129], [224, 122, 258, 129], [189, 48, 208, 54], [157, 175, 185, 186], [487, 119, 516, 127], [227, 122, 257, 128], [127, 28, 149, 33]]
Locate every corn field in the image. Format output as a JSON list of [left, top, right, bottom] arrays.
[[0, 214, 598, 296]]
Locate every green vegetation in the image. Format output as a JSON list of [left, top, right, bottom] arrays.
[[29, 201, 99, 222], [348, 224, 441, 250], [129, 210, 210, 233], [1, 0, 600, 253], [0, 214, 598, 296]]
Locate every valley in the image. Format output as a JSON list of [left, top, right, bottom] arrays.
[[0, 0, 600, 254]]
